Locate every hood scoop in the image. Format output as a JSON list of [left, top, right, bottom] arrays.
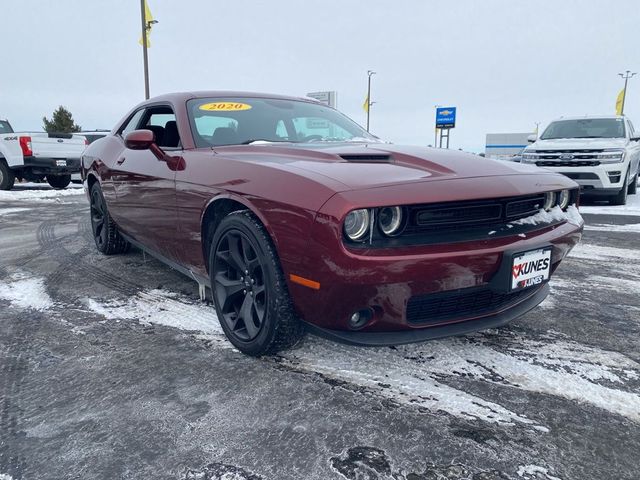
[[339, 153, 392, 163]]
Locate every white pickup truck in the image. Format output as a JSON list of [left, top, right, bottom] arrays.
[[522, 115, 640, 205], [0, 118, 87, 190]]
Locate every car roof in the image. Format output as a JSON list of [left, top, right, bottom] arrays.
[[145, 90, 319, 105], [551, 115, 626, 122]]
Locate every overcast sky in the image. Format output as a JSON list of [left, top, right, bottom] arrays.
[[1, 0, 638, 152]]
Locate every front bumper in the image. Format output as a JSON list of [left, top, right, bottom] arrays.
[[305, 283, 549, 346], [535, 164, 628, 195], [286, 217, 582, 344], [22, 156, 81, 175]]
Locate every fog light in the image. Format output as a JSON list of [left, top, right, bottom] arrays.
[[349, 309, 372, 329]]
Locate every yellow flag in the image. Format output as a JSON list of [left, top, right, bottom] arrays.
[[138, 0, 154, 47], [362, 94, 369, 113], [615, 88, 625, 115]]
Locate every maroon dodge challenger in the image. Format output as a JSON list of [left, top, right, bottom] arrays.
[[82, 91, 583, 355]]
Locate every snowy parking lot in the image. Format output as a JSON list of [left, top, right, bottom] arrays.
[[1, 185, 639, 480]]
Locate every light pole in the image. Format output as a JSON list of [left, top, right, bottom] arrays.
[[140, 1, 158, 100], [366, 70, 376, 131], [618, 70, 637, 115], [433, 104, 441, 147]]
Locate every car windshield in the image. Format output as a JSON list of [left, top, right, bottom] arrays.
[[540, 118, 625, 140], [187, 97, 379, 148], [0, 120, 13, 134]]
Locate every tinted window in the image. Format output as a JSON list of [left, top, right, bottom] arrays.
[[141, 106, 181, 148], [187, 97, 378, 147], [0, 120, 13, 134], [119, 110, 145, 137], [540, 118, 625, 140]]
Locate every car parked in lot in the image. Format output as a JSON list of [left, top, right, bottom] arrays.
[[522, 115, 640, 205], [82, 91, 583, 355], [0, 118, 87, 190]]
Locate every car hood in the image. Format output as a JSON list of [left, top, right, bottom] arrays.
[[213, 142, 550, 191], [528, 137, 628, 151]]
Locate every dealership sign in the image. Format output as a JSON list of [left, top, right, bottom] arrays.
[[436, 107, 456, 128]]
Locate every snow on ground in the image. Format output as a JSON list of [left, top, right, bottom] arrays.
[[83, 289, 223, 336], [568, 243, 640, 262], [585, 222, 640, 233], [70, 278, 640, 430], [0, 184, 83, 202], [0, 271, 53, 311], [579, 193, 640, 216], [0, 207, 31, 216], [279, 329, 640, 428], [517, 464, 562, 480]]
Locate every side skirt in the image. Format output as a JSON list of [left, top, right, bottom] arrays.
[[120, 233, 212, 302]]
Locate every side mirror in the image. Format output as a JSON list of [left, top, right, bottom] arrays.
[[125, 129, 155, 150], [527, 134, 537, 143], [631, 135, 640, 142]]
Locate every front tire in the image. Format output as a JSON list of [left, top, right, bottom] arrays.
[[0, 160, 15, 191], [209, 211, 304, 356], [629, 173, 638, 195], [47, 174, 71, 189], [610, 171, 629, 205], [89, 183, 130, 255]]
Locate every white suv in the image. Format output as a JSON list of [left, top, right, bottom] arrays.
[[522, 115, 640, 205]]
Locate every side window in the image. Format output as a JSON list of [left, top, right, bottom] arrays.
[[119, 109, 145, 137], [628, 121, 635, 137], [141, 106, 181, 148]]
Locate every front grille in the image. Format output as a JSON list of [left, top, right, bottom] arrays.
[[408, 194, 547, 231], [505, 195, 545, 218], [536, 160, 600, 167], [406, 285, 540, 325], [416, 204, 502, 226]]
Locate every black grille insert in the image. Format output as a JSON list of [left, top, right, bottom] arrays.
[[406, 285, 540, 325]]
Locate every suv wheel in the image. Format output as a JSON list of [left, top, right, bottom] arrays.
[[89, 183, 130, 255], [0, 160, 15, 191], [629, 173, 638, 195], [47, 175, 71, 189], [610, 171, 629, 205], [210, 211, 304, 356]]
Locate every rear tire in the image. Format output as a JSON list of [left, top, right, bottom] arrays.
[[47, 174, 71, 189], [629, 173, 638, 195], [209, 211, 304, 356], [89, 183, 130, 255], [610, 172, 629, 205], [0, 160, 15, 191]]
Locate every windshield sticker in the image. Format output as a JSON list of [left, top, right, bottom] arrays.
[[199, 102, 252, 112]]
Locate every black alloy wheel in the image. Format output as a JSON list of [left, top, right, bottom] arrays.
[[89, 183, 130, 255], [210, 211, 304, 355], [213, 229, 267, 341]]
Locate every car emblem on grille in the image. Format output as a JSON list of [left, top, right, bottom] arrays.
[[559, 153, 574, 160], [57, 138, 63, 143]]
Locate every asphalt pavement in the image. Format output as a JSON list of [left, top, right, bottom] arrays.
[[0, 185, 639, 480]]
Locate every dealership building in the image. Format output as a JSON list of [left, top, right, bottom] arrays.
[[485, 133, 530, 159]]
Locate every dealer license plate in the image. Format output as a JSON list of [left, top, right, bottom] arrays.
[[55, 160, 67, 167], [511, 248, 551, 291]]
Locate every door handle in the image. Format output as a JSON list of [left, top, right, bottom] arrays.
[[116, 157, 126, 165]]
